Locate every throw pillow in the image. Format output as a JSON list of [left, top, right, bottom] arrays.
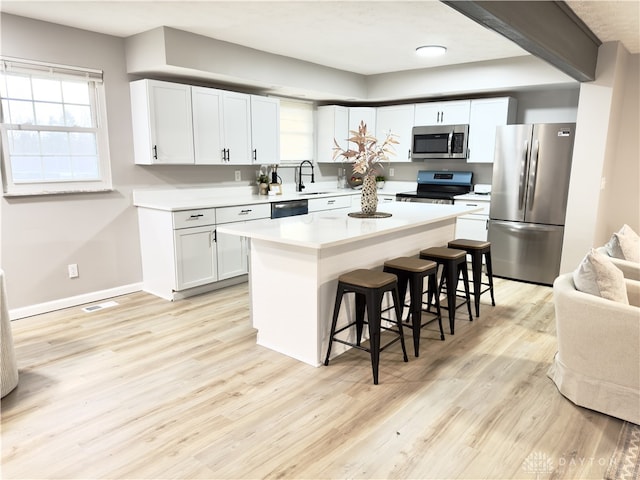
[[605, 224, 640, 262], [573, 249, 629, 304]]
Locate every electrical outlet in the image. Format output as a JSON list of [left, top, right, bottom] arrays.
[[389, 168, 395, 177], [68, 263, 79, 279], [234, 170, 241, 182]]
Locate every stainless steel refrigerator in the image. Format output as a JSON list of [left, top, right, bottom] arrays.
[[488, 123, 576, 285]]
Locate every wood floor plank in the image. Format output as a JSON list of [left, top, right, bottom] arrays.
[[1, 277, 624, 479]]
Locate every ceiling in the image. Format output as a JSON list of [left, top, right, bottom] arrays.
[[0, 1, 638, 77]]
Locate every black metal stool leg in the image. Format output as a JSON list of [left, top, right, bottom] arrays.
[[366, 290, 381, 385], [471, 251, 483, 317], [408, 274, 422, 356], [460, 263, 473, 322], [444, 264, 457, 335], [391, 286, 409, 363], [429, 272, 445, 340], [355, 292, 366, 346], [485, 250, 496, 306], [324, 283, 345, 366]]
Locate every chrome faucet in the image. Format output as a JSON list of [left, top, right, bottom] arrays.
[[296, 160, 315, 192]]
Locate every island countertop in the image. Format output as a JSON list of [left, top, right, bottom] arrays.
[[217, 201, 481, 249]]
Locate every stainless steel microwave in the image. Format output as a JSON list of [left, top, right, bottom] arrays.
[[411, 124, 469, 160]]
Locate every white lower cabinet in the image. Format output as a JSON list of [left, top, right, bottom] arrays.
[[454, 196, 491, 241], [174, 224, 218, 290], [137, 203, 270, 300]]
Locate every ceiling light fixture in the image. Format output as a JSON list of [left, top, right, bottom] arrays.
[[415, 45, 447, 57]]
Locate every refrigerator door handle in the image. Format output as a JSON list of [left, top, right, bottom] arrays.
[[518, 140, 529, 210], [528, 139, 540, 210]]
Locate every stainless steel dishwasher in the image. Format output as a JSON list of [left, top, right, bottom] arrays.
[[270, 199, 309, 219]]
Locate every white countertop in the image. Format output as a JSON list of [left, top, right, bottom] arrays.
[[217, 202, 481, 250], [133, 182, 414, 211]]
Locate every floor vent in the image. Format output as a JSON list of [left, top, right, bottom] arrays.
[[82, 300, 119, 313]]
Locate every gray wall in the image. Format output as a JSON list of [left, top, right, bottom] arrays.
[[2, 13, 636, 316]]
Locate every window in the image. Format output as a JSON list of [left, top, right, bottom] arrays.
[[0, 57, 112, 195], [278, 98, 314, 164]]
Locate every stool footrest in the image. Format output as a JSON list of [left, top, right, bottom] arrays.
[[330, 321, 405, 354]]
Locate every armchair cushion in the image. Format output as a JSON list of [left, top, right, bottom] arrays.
[[605, 224, 640, 262], [573, 249, 628, 304]]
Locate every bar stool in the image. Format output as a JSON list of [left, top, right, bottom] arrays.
[[383, 257, 444, 357], [419, 247, 472, 335], [324, 269, 408, 384], [447, 239, 495, 317]]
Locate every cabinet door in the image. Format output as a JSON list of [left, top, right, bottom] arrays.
[[223, 92, 252, 164], [317, 105, 349, 163], [349, 107, 376, 135], [251, 95, 280, 165], [192, 87, 224, 165], [131, 80, 194, 164], [216, 229, 247, 280], [375, 105, 414, 161], [174, 225, 217, 290], [414, 100, 470, 125], [455, 216, 488, 241], [467, 97, 517, 164]]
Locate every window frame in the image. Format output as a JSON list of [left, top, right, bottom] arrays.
[[0, 56, 112, 196]]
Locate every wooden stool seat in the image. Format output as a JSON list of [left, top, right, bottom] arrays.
[[339, 269, 397, 289], [420, 246, 467, 261], [448, 239, 490, 251], [325, 268, 408, 384], [383, 257, 443, 357], [420, 247, 472, 335], [447, 238, 496, 317], [383, 256, 436, 273]]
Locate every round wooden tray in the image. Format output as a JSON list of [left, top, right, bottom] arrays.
[[348, 212, 392, 219]]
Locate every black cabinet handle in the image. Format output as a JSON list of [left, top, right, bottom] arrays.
[[252, 149, 257, 162], [153, 145, 158, 159]]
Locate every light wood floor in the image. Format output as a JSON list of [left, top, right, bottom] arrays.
[[2, 277, 623, 479]]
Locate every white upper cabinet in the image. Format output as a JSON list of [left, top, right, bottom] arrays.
[[348, 106, 376, 136], [250, 95, 280, 165], [467, 97, 517, 164], [316, 105, 349, 163], [375, 104, 415, 162], [222, 91, 252, 164], [414, 100, 471, 126], [130, 79, 194, 165], [131, 80, 277, 165], [192, 86, 224, 165]]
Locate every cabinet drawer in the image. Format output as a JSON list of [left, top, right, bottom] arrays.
[[173, 208, 216, 229], [455, 200, 490, 215], [308, 195, 351, 212], [216, 203, 271, 223]]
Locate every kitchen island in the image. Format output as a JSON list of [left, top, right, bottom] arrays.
[[217, 201, 480, 366]]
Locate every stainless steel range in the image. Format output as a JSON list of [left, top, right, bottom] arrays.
[[396, 170, 473, 204]]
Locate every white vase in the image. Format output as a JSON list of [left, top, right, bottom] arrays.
[[360, 174, 378, 214]]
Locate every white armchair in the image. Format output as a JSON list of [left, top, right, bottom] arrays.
[[549, 273, 640, 424], [596, 246, 640, 280]]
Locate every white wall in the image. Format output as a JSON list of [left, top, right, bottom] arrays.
[[561, 43, 639, 273]]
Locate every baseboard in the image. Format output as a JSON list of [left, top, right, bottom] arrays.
[[9, 283, 143, 320]]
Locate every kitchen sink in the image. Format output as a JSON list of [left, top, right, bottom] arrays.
[[298, 191, 331, 196]]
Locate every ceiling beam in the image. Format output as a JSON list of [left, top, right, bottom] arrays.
[[442, 1, 601, 82]]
